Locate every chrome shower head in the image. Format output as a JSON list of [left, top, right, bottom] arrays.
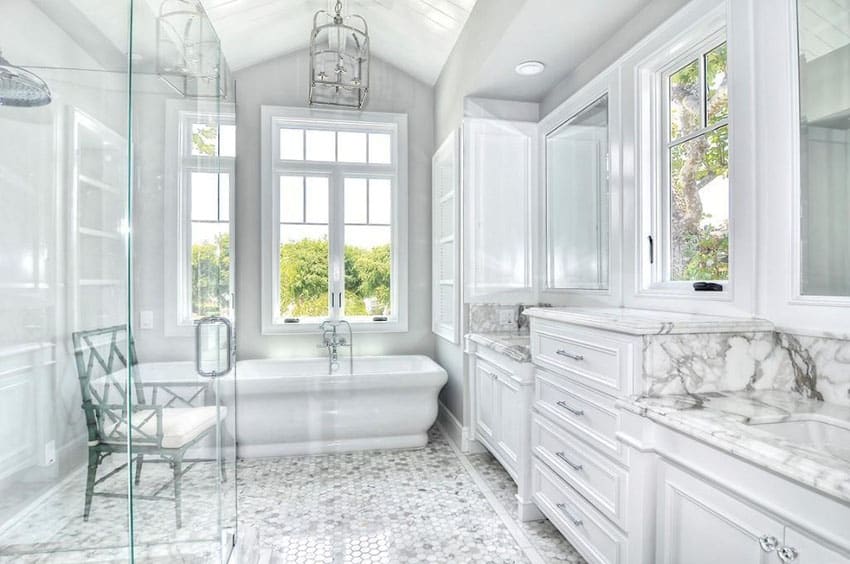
[[0, 53, 51, 108]]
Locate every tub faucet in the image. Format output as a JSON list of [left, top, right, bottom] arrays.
[[318, 319, 353, 374]]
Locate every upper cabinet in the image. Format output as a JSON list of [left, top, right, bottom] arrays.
[[797, 0, 850, 298], [545, 95, 610, 292], [463, 118, 536, 302]]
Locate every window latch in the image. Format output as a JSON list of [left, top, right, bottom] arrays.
[[693, 282, 724, 292], [648, 235, 655, 264]]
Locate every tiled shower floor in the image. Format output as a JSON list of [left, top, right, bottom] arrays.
[[2, 427, 585, 563]]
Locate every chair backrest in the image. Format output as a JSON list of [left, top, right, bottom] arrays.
[[72, 326, 141, 445]]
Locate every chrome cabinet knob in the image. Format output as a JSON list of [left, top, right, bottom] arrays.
[[759, 536, 779, 552], [778, 546, 798, 562]]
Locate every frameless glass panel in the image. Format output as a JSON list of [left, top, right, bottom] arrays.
[[705, 43, 728, 125], [338, 131, 367, 162], [305, 129, 336, 161], [0, 1, 134, 561], [670, 60, 701, 140], [280, 128, 304, 160], [192, 173, 231, 319], [798, 0, 850, 296], [368, 133, 392, 164], [546, 95, 610, 290], [669, 126, 729, 281]]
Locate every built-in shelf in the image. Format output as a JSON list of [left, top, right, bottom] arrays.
[[77, 227, 122, 240], [78, 174, 121, 195]]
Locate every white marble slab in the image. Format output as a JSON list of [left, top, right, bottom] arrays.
[[524, 307, 774, 336], [620, 390, 850, 503], [466, 333, 532, 363]]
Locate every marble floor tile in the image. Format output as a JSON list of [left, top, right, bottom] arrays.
[[3, 427, 585, 564]]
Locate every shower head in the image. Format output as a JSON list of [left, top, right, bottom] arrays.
[[0, 52, 51, 108]]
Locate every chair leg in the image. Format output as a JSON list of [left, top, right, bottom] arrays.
[[134, 454, 143, 486], [172, 459, 183, 529], [84, 450, 98, 521]]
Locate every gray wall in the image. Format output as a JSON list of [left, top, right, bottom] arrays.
[[233, 51, 436, 359], [540, 0, 690, 117]]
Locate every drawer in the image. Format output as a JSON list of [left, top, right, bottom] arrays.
[[532, 412, 628, 528], [533, 458, 626, 564], [535, 369, 628, 465], [531, 321, 633, 397]]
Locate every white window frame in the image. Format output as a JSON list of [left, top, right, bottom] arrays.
[[260, 105, 408, 334], [164, 99, 236, 337], [646, 24, 729, 294]]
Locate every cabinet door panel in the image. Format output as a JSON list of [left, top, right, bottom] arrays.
[[474, 363, 496, 442], [497, 378, 521, 470], [463, 118, 535, 300], [783, 528, 850, 564], [657, 462, 783, 564]]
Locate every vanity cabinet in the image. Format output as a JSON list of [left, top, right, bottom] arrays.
[[466, 337, 539, 521], [462, 118, 536, 302]]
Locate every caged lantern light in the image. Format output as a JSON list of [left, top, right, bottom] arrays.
[[308, 0, 370, 110]]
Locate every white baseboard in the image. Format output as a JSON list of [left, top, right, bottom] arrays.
[[436, 401, 464, 449]]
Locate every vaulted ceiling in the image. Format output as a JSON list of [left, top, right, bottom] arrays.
[[199, 0, 479, 85]]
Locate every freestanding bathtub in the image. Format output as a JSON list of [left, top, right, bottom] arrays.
[[228, 356, 448, 457]]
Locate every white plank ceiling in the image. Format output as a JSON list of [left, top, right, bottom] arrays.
[[200, 0, 479, 84]]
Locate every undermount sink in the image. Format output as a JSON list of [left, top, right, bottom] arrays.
[[748, 416, 850, 463]]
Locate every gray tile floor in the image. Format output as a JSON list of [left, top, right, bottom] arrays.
[[1, 427, 585, 564], [234, 427, 586, 564]]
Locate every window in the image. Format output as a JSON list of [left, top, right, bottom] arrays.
[[261, 106, 408, 333], [663, 42, 729, 284], [164, 101, 235, 334]]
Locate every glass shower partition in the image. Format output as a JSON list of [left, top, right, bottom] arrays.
[[0, 0, 237, 562]]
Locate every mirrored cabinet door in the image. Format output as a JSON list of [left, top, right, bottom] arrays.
[[545, 95, 610, 290], [797, 0, 850, 297]]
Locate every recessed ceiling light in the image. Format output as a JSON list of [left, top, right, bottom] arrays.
[[514, 60, 545, 76]]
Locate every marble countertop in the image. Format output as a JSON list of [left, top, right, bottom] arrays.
[[620, 390, 850, 503], [466, 333, 531, 363], [523, 306, 774, 335]]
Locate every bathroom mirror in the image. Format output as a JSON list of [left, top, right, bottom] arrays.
[[797, 0, 850, 297], [545, 95, 610, 290]]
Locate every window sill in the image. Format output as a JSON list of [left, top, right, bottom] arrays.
[[638, 283, 732, 301], [262, 319, 408, 335]]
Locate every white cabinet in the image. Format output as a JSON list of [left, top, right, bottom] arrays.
[[656, 462, 784, 564], [466, 339, 539, 521], [473, 361, 497, 444], [656, 461, 850, 564], [462, 118, 536, 302]]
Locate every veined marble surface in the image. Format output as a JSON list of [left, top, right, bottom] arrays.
[[781, 333, 850, 407], [621, 390, 850, 503], [524, 307, 773, 336], [466, 332, 532, 363], [642, 332, 795, 396]]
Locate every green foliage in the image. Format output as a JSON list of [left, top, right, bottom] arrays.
[[192, 233, 230, 317], [277, 238, 391, 318], [192, 125, 218, 156], [681, 224, 729, 281]]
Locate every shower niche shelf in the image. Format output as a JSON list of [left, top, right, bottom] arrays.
[[68, 108, 127, 330]]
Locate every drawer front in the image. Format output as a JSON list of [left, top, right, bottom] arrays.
[[532, 321, 632, 397], [533, 459, 625, 564], [535, 369, 627, 464], [532, 413, 628, 528]]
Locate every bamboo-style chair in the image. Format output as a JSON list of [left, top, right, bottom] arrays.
[[72, 325, 224, 528]]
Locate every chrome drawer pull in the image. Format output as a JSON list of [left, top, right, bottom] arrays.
[[555, 400, 584, 416], [556, 349, 584, 361], [759, 536, 779, 553], [777, 546, 798, 562], [556, 503, 583, 526], [555, 451, 583, 471]]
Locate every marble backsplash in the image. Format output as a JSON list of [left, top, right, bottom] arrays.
[[642, 330, 850, 407], [468, 303, 548, 334]]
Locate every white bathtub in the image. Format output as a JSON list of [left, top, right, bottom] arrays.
[[228, 355, 448, 457]]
